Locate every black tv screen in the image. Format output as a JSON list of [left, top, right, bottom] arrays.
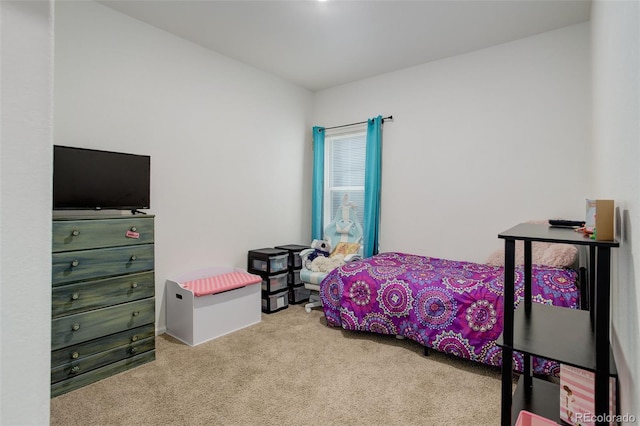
[[53, 145, 150, 211]]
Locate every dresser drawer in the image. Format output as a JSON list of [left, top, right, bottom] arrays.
[[51, 324, 155, 367], [52, 271, 155, 317], [51, 336, 155, 383], [52, 244, 154, 286], [51, 298, 155, 350], [51, 350, 155, 397], [52, 217, 154, 252]]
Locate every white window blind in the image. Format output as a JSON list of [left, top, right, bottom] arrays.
[[323, 128, 366, 230]]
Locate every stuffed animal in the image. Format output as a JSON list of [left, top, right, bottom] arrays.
[[310, 253, 346, 273], [304, 239, 331, 269]]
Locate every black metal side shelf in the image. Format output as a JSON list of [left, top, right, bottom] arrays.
[[496, 304, 618, 374], [497, 223, 619, 426]]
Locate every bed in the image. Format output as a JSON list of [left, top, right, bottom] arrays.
[[319, 249, 581, 376]]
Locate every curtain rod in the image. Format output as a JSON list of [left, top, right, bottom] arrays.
[[322, 115, 393, 131]]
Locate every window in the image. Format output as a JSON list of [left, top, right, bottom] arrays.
[[313, 116, 383, 256], [323, 127, 366, 230]]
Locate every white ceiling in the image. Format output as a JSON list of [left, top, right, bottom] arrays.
[[98, 0, 592, 92]]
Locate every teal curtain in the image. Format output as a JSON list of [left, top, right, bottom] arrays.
[[363, 116, 383, 258], [311, 126, 325, 240]]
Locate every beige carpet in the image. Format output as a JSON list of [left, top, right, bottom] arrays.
[[50, 303, 504, 425]]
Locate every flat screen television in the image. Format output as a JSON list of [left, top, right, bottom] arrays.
[[53, 145, 150, 211]]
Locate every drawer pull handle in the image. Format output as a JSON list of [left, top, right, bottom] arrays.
[[130, 255, 137, 262], [71, 259, 79, 267], [132, 311, 139, 317], [70, 365, 80, 374], [130, 347, 138, 354], [71, 230, 80, 236], [131, 282, 138, 289], [131, 335, 138, 342], [130, 226, 137, 232], [71, 292, 79, 301], [71, 352, 79, 359], [71, 323, 80, 331]]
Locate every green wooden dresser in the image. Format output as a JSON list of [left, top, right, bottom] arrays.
[[51, 215, 156, 397]]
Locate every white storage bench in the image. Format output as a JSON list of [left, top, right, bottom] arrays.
[[165, 266, 262, 346]]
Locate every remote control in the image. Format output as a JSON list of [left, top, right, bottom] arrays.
[[548, 219, 585, 227]]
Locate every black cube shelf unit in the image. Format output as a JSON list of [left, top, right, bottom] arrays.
[[497, 223, 619, 426]]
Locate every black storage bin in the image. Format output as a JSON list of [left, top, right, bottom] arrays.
[[289, 284, 311, 304], [274, 244, 309, 270], [287, 269, 302, 286], [260, 271, 288, 293], [248, 248, 289, 275], [262, 289, 289, 314]]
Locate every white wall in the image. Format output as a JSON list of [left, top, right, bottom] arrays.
[[54, 1, 314, 331], [313, 23, 591, 263], [0, 1, 53, 424], [591, 0, 640, 417]]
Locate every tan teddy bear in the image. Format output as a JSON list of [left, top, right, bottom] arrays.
[[310, 253, 346, 272]]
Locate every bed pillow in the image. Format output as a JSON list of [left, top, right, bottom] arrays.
[[486, 241, 578, 268]]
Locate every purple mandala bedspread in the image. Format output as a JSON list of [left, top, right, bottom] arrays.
[[320, 252, 579, 376]]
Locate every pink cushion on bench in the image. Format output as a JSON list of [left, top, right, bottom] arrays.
[[182, 271, 262, 297]]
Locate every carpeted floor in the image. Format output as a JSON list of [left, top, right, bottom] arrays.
[[50, 303, 504, 425]]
